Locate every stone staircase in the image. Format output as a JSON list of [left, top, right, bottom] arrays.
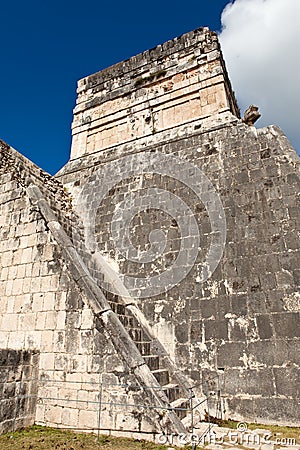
[[107, 291, 191, 422], [69, 207, 200, 429]]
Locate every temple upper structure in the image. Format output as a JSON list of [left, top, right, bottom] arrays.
[[70, 28, 240, 159]]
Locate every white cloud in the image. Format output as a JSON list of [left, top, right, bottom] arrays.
[[219, 0, 300, 152]]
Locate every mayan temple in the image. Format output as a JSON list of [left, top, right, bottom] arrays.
[[0, 27, 299, 442]]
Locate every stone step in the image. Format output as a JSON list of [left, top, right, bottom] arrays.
[[128, 328, 143, 341], [135, 341, 151, 355], [143, 355, 160, 371], [170, 397, 189, 420], [118, 314, 135, 328], [104, 291, 190, 427], [151, 369, 169, 386], [108, 301, 117, 312], [109, 302, 126, 316], [162, 383, 181, 402], [181, 413, 205, 432]]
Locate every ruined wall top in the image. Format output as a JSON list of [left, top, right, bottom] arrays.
[[70, 27, 240, 160]]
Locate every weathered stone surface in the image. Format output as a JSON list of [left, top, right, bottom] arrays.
[[69, 28, 239, 160], [0, 349, 39, 433], [0, 26, 300, 439]]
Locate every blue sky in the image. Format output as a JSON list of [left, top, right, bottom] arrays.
[[1, 0, 299, 175], [0, 0, 230, 174]]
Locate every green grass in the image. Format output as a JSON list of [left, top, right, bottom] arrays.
[[217, 419, 300, 441], [0, 423, 299, 450], [0, 425, 181, 450]]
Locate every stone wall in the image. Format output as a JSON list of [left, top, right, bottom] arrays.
[[59, 116, 300, 426], [0, 349, 39, 433], [0, 141, 185, 438]]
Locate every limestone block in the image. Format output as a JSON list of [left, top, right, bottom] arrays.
[[61, 407, 79, 427], [8, 265, 18, 280], [71, 130, 88, 160], [7, 330, 24, 348], [38, 383, 58, 400], [36, 311, 47, 330], [54, 353, 69, 371], [0, 267, 9, 281], [5, 297, 14, 314], [13, 293, 31, 313], [18, 312, 36, 331], [65, 372, 82, 383], [55, 292, 66, 311], [78, 409, 97, 429], [40, 330, 54, 351], [115, 413, 140, 432], [0, 330, 9, 348], [32, 293, 44, 312], [21, 247, 33, 264], [35, 403, 45, 423], [82, 390, 99, 406], [56, 311, 66, 329], [44, 405, 63, 425], [0, 300, 8, 316], [30, 277, 41, 293], [16, 264, 26, 279], [1, 313, 18, 331], [70, 354, 88, 372], [78, 330, 93, 355], [23, 222, 37, 236], [53, 330, 65, 352], [25, 263, 33, 279], [39, 353, 55, 370], [25, 331, 42, 348], [58, 387, 78, 402], [40, 276, 53, 293], [81, 308, 94, 329], [5, 280, 14, 296], [44, 311, 57, 330], [11, 279, 23, 296], [0, 282, 6, 298]]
